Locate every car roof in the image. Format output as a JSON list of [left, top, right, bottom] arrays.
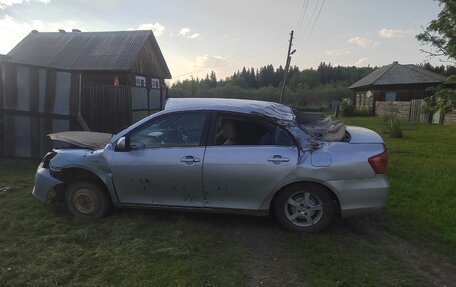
[[164, 98, 295, 121]]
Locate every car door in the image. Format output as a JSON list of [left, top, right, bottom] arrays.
[[107, 111, 209, 207], [203, 112, 299, 210]]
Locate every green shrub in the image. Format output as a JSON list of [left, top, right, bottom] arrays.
[[341, 104, 355, 116], [383, 117, 404, 138]]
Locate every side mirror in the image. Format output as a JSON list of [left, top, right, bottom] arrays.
[[115, 137, 127, 151]]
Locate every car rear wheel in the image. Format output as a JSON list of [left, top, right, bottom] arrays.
[[65, 181, 111, 219], [274, 184, 333, 232]]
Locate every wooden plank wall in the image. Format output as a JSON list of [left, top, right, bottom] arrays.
[[0, 63, 82, 158], [0, 65, 3, 156], [81, 83, 132, 134], [1, 63, 168, 158]]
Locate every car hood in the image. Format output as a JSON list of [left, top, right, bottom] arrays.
[[48, 131, 112, 150], [346, 126, 384, 144]]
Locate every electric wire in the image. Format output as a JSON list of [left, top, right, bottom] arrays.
[[303, 0, 325, 46]]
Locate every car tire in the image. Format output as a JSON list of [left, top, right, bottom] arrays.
[[65, 181, 111, 219], [274, 183, 334, 232]]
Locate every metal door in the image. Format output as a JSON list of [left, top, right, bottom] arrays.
[[203, 145, 298, 210], [108, 111, 209, 206]]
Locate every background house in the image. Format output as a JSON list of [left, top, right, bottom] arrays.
[[0, 29, 171, 158], [349, 61, 446, 120]]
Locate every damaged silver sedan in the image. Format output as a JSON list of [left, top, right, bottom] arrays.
[[33, 98, 388, 232]]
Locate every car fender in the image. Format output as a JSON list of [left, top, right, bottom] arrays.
[[49, 149, 120, 204]]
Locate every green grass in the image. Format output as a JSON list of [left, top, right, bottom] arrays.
[[342, 117, 456, 257], [0, 160, 247, 286], [0, 117, 455, 286]]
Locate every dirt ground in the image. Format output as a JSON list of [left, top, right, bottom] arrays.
[[205, 213, 456, 287]]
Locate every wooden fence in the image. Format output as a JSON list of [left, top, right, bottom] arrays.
[[409, 99, 429, 123], [81, 83, 132, 134]]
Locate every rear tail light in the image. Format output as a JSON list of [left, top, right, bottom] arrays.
[[368, 150, 388, 174]]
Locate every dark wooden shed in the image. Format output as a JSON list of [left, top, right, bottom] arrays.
[[349, 61, 446, 112], [0, 30, 171, 158]]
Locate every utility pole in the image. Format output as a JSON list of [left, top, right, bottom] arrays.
[[280, 30, 295, 104]]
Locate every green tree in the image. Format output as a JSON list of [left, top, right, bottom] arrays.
[[209, 71, 217, 88], [422, 83, 456, 123], [416, 0, 456, 61]]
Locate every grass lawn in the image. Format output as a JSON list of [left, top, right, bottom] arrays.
[[342, 117, 456, 256], [0, 117, 455, 286]]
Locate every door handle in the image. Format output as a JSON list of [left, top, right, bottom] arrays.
[[180, 156, 201, 163], [267, 155, 290, 163]]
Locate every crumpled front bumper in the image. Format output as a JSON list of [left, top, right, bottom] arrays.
[[32, 163, 64, 203]]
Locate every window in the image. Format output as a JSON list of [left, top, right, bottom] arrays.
[[385, 91, 396, 102], [129, 112, 207, 149], [151, 78, 160, 89], [214, 115, 274, 146], [135, 76, 146, 87], [274, 127, 294, 146], [16, 66, 31, 111], [54, 71, 71, 115]]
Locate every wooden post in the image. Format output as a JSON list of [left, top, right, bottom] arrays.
[[280, 30, 294, 104]]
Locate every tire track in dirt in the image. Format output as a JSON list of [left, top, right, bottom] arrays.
[[342, 216, 456, 287]]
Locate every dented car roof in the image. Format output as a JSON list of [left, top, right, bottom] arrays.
[[165, 98, 295, 121]]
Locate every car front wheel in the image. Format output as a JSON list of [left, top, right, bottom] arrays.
[[65, 181, 111, 219], [274, 184, 334, 232]]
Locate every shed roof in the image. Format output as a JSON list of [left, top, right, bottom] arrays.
[[349, 62, 446, 90], [5, 30, 171, 78]]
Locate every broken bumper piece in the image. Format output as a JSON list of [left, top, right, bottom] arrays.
[[32, 163, 64, 203]]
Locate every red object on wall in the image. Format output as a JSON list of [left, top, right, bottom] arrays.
[[113, 75, 120, 86]]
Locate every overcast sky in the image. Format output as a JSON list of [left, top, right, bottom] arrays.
[[0, 0, 448, 82]]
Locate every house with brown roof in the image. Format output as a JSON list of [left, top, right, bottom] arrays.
[[349, 61, 446, 117], [0, 30, 171, 158]]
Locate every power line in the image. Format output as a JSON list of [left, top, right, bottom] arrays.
[[302, 0, 321, 37], [173, 44, 288, 79], [294, 0, 318, 46], [303, 0, 325, 46], [295, 0, 309, 37], [173, 0, 325, 81], [224, 35, 288, 63], [172, 35, 288, 79]]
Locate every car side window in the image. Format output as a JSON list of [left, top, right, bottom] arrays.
[[129, 112, 207, 149], [274, 127, 294, 146], [214, 115, 273, 146]]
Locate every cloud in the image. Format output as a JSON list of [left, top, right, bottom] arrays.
[[348, 36, 374, 47], [0, 15, 81, 54], [194, 55, 226, 68], [325, 49, 351, 56], [187, 33, 200, 39], [378, 28, 415, 38], [0, 0, 49, 10], [179, 27, 191, 36], [179, 27, 201, 39], [136, 22, 165, 37], [354, 57, 369, 66]]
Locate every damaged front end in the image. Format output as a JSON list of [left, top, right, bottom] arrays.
[[33, 151, 65, 203], [48, 131, 112, 150], [32, 131, 113, 203]]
